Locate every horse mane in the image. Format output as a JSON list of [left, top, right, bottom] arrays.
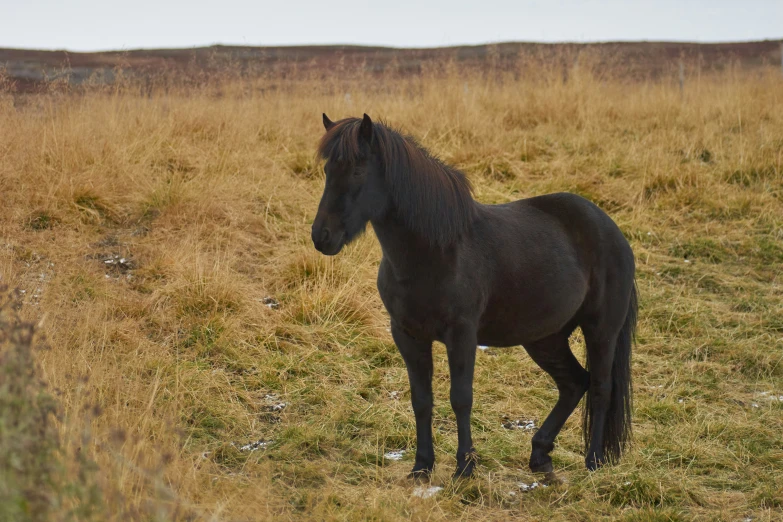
[[317, 118, 476, 247]]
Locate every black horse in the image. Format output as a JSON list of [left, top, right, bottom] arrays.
[[312, 114, 637, 479]]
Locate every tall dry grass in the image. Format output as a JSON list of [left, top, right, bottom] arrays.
[[0, 59, 781, 520]]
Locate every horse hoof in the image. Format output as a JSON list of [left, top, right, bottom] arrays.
[[452, 463, 475, 480], [408, 468, 433, 481], [585, 456, 603, 471], [529, 460, 553, 474], [452, 470, 474, 480]]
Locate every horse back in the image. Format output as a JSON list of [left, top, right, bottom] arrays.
[[471, 192, 632, 345]]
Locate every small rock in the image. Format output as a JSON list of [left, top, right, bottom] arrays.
[[237, 439, 272, 452], [502, 418, 537, 431], [517, 481, 547, 492], [388, 391, 401, 400], [262, 393, 286, 411], [412, 486, 443, 499], [262, 297, 280, 309], [102, 254, 134, 273], [756, 391, 783, 402], [384, 450, 405, 461]]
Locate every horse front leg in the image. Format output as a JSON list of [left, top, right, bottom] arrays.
[[445, 322, 478, 478], [391, 321, 435, 479]]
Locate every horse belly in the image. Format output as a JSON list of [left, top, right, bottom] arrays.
[[477, 276, 587, 346]]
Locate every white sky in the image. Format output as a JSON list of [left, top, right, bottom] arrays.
[[2, 0, 781, 51]]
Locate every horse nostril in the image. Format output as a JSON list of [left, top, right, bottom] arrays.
[[321, 228, 331, 243]]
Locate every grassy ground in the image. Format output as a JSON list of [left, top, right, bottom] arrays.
[[0, 64, 782, 521]]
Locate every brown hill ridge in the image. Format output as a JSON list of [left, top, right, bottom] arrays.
[[2, 40, 781, 92]]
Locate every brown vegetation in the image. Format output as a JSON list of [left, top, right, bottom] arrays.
[[2, 40, 782, 92], [0, 55, 781, 520]]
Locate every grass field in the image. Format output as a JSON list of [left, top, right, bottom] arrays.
[[1, 62, 782, 521]]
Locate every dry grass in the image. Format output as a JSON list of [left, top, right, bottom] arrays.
[[0, 61, 782, 521]]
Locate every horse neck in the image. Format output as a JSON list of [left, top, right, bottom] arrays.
[[371, 212, 451, 279], [368, 138, 474, 276]]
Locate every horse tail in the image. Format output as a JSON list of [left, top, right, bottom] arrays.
[[583, 280, 637, 463], [605, 280, 636, 461]]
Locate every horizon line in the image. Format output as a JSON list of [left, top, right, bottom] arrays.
[[3, 38, 782, 54]]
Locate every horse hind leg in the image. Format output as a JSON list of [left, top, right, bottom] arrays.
[[523, 332, 590, 475]]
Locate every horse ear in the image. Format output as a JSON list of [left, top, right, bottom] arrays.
[[359, 113, 373, 143], [323, 113, 335, 131]]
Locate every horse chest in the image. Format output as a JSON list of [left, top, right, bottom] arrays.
[[377, 269, 451, 341]]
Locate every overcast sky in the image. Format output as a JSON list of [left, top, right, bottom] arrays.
[[3, 0, 781, 51]]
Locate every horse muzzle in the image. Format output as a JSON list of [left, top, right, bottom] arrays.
[[311, 222, 345, 256]]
